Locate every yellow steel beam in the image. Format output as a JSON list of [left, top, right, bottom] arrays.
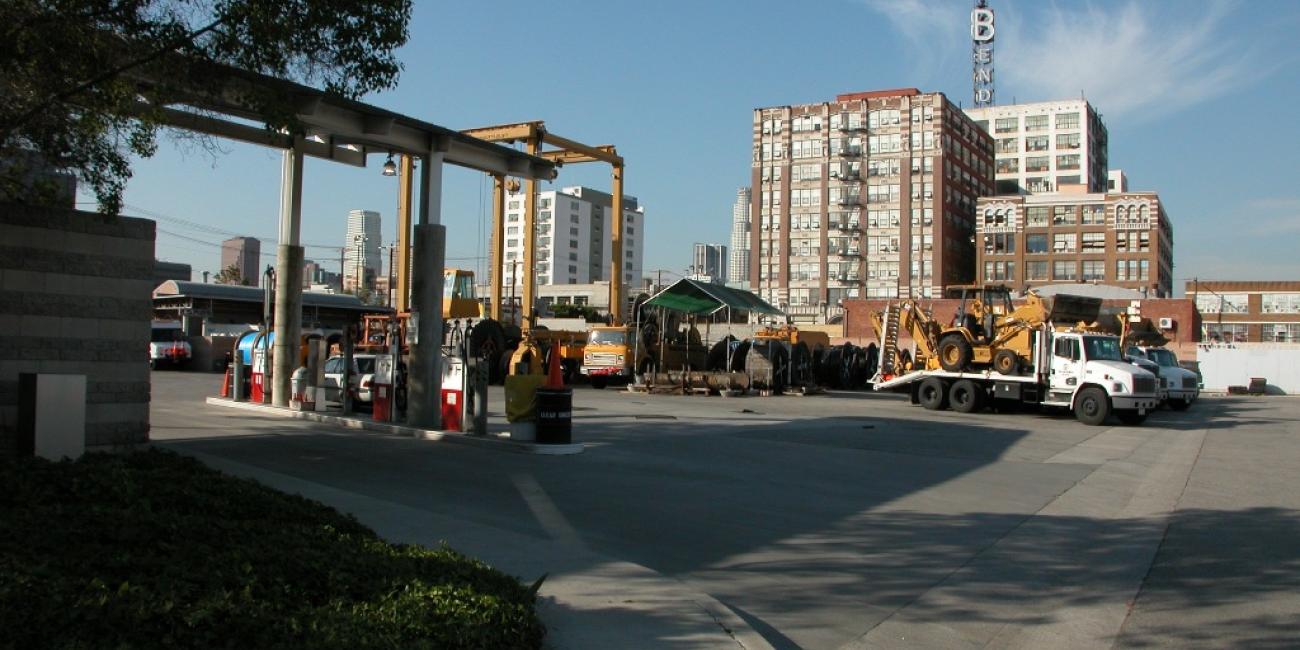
[[538, 145, 618, 165], [541, 132, 623, 165], [394, 155, 414, 313], [460, 121, 542, 144]]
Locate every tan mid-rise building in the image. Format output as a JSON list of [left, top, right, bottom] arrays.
[[751, 88, 993, 322], [975, 187, 1174, 297]]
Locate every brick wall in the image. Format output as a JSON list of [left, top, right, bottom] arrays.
[[0, 203, 155, 452]]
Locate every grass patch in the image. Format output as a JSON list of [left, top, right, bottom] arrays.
[[0, 449, 545, 649]]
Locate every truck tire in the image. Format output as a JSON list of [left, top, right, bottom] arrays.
[[993, 349, 1021, 375], [1074, 387, 1110, 426], [949, 379, 983, 413], [1117, 409, 1149, 425], [1169, 397, 1192, 411], [918, 377, 949, 411], [937, 334, 973, 372]]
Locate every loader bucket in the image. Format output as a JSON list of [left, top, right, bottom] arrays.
[[1044, 294, 1102, 324]]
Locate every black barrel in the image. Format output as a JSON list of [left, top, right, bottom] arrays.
[[535, 387, 573, 444]]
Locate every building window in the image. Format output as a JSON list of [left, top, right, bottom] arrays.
[[1026, 156, 1050, 172], [1056, 133, 1081, 150], [1026, 177, 1053, 193], [1081, 232, 1105, 251], [1262, 293, 1300, 313], [1025, 115, 1049, 131], [506, 226, 519, 235], [983, 233, 1016, 255], [507, 238, 518, 247], [997, 137, 1019, 153], [1053, 260, 1077, 280], [1025, 135, 1050, 152], [995, 117, 1018, 133], [1267, 323, 1300, 342], [1081, 260, 1105, 281], [1056, 112, 1080, 129], [1052, 205, 1076, 225], [1057, 154, 1081, 170], [1082, 205, 1105, 225], [983, 260, 1015, 282], [1026, 234, 1048, 253], [1052, 233, 1077, 252], [996, 158, 1019, 174], [1196, 293, 1248, 313], [1205, 323, 1250, 343], [1026, 260, 1048, 280]]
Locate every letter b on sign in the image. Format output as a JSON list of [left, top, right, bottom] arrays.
[[971, 8, 995, 42]]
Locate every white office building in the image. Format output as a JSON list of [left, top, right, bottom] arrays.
[[343, 209, 381, 291], [965, 99, 1108, 195], [727, 187, 751, 286], [501, 186, 644, 292]]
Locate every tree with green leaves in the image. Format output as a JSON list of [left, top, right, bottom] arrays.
[[0, 0, 412, 214]]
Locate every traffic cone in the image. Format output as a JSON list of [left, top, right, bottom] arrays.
[[546, 348, 564, 388], [220, 367, 232, 398]]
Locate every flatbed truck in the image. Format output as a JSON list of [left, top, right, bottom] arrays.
[[873, 324, 1160, 426]]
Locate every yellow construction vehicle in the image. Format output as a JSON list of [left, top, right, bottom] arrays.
[[581, 305, 706, 388], [871, 286, 1102, 376]]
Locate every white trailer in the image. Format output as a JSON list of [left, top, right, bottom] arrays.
[[874, 325, 1160, 426]]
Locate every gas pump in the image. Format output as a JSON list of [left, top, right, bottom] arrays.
[[250, 345, 268, 403], [372, 353, 394, 422], [440, 321, 489, 434]]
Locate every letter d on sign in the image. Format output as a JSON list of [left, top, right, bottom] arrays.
[[971, 8, 995, 42]]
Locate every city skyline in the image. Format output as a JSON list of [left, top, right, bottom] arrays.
[[110, 1, 1300, 287]]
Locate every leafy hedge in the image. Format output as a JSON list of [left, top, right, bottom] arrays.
[[0, 449, 545, 649]]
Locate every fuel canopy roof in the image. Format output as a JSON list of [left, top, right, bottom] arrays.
[[642, 278, 784, 317]]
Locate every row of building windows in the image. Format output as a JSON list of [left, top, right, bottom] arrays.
[[1195, 293, 1300, 314], [993, 112, 1080, 133], [997, 154, 1081, 174], [1201, 323, 1300, 344], [983, 258, 1150, 283], [996, 133, 1082, 153]]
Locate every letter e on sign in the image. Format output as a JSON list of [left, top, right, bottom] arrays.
[[971, 8, 995, 42]]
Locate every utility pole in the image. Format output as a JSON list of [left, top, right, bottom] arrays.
[[339, 247, 346, 293], [353, 234, 368, 298], [385, 243, 396, 308]]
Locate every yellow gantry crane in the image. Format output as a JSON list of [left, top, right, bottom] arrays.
[[459, 121, 628, 328]]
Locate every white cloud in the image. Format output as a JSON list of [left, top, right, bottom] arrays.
[[859, 0, 966, 84], [999, 1, 1258, 119]]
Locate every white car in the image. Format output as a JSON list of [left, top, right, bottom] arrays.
[[323, 354, 378, 407]]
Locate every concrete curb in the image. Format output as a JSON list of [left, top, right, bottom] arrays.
[[203, 397, 585, 455]]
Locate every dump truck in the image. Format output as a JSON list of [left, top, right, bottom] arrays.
[[872, 321, 1160, 426]]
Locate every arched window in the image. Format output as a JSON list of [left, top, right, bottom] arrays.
[[1138, 204, 1150, 223]]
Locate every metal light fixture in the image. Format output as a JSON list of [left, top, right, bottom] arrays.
[[381, 152, 397, 177]]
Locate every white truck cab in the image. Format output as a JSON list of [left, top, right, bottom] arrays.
[[149, 321, 192, 369], [1129, 346, 1199, 410]]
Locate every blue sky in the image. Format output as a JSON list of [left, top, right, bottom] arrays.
[[113, 0, 1300, 291]]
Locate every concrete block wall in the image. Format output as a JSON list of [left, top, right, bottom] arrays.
[[0, 203, 155, 453]]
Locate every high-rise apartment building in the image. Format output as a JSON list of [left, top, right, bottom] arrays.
[[728, 187, 751, 286], [501, 186, 644, 291], [965, 99, 1108, 195], [691, 243, 727, 283], [343, 209, 381, 292], [220, 236, 260, 287], [752, 88, 993, 321], [975, 187, 1173, 297]]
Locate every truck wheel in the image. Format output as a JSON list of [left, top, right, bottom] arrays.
[[1169, 398, 1192, 411], [1117, 409, 1148, 425], [918, 377, 949, 411], [937, 334, 973, 372], [993, 349, 1020, 375], [1074, 387, 1110, 426], [591, 376, 608, 390], [949, 379, 983, 413]]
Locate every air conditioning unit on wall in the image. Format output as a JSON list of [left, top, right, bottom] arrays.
[[1158, 317, 1174, 329]]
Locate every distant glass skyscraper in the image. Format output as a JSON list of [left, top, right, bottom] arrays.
[[727, 187, 751, 286], [344, 209, 381, 291]]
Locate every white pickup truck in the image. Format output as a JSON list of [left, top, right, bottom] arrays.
[[1127, 346, 1199, 411], [874, 325, 1160, 426], [149, 321, 191, 369]]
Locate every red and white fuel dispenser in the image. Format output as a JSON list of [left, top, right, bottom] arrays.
[[440, 352, 464, 432], [371, 353, 394, 422], [250, 346, 268, 403]]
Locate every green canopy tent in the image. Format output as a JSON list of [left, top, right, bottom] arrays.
[[636, 279, 784, 377]]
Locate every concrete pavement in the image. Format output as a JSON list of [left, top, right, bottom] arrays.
[[150, 372, 1300, 648]]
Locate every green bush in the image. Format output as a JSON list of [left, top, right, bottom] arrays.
[[0, 449, 545, 649]]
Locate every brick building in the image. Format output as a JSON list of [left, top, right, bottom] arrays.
[[751, 88, 994, 323], [974, 187, 1174, 297], [1187, 281, 1300, 343]]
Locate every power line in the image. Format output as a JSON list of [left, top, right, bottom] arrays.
[[126, 203, 345, 250]]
